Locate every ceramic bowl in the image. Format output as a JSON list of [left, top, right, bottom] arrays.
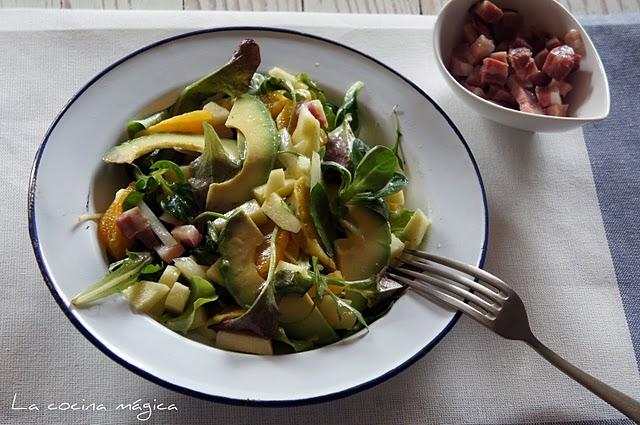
[[29, 27, 487, 405], [434, 0, 610, 132]]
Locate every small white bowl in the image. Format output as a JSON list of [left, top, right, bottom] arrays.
[[434, 0, 610, 132]]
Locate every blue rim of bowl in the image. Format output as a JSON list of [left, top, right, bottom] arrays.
[[27, 26, 489, 407]]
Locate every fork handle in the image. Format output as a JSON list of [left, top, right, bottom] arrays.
[[526, 335, 640, 421]]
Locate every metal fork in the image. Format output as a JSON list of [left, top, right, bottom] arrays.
[[387, 249, 640, 421]]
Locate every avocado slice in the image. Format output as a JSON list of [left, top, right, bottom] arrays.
[[103, 133, 204, 164], [206, 95, 278, 212], [334, 206, 391, 280], [218, 211, 265, 308], [282, 300, 339, 345]]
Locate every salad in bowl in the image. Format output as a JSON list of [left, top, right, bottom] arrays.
[[72, 39, 430, 355]]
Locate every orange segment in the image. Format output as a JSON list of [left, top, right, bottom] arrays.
[[255, 230, 290, 279], [98, 184, 136, 260], [140, 110, 214, 135], [261, 92, 289, 119]]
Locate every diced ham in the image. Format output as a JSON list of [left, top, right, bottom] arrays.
[[515, 60, 539, 83], [535, 85, 562, 108], [465, 66, 483, 86], [542, 45, 580, 80], [488, 85, 516, 107], [473, 0, 503, 24], [564, 29, 585, 55], [493, 10, 523, 41], [136, 226, 161, 249], [507, 75, 544, 114], [469, 34, 495, 64], [508, 47, 533, 69], [480, 57, 509, 85], [490, 51, 508, 63], [156, 243, 185, 264], [510, 36, 532, 51], [463, 23, 480, 43], [549, 78, 573, 97], [534, 48, 549, 68], [464, 83, 486, 98], [531, 71, 551, 87], [302, 100, 328, 127], [171, 225, 203, 249], [472, 17, 492, 38], [544, 104, 569, 116], [450, 56, 474, 77], [545, 37, 562, 50], [116, 207, 148, 239]]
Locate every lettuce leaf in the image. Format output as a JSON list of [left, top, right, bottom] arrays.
[[165, 276, 218, 334]]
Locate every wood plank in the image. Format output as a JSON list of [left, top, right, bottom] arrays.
[[0, 0, 60, 6], [184, 0, 301, 11], [304, 0, 420, 14], [419, 0, 445, 15], [62, 0, 182, 9]]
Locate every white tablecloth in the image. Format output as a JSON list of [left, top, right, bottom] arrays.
[[1, 9, 639, 424]]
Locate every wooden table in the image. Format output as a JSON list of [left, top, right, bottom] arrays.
[[2, 0, 639, 15]]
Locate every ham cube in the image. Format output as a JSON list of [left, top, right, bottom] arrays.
[[116, 207, 148, 239], [545, 37, 562, 50], [494, 10, 523, 40], [488, 85, 516, 107], [535, 85, 562, 108], [465, 66, 483, 86], [473, 0, 503, 24], [510, 36, 532, 51], [156, 243, 185, 264], [542, 45, 580, 80], [564, 29, 585, 55], [463, 23, 480, 43], [136, 226, 161, 249], [549, 78, 573, 97], [531, 71, 551, 87], [544, 104, 569, 116], [171, 225, 203, 249], [534, 48, 549, 68], [490, 51, 508, 63], [450, 56, 474, 77], [507, 75, 544, 114], [480, 57, 509, 85], [464, 83, 487, 98], [469, 35, 495, 64], [508, 47, 533, 69], [515, 60, 539, 83]]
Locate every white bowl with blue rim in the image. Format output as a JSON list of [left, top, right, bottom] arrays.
[[434, 0, 610, 133], [28, 28, 488, 404]]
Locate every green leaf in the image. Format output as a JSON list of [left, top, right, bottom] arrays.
[[391, 104, 405, 170], [123, 190, 144, 211], [150, 160, 187, 184], [372, 172, 407, 198], [159, 184, 198, 222], [389, 208, 415, 237], [322, 103, 337, 131], [335, 81, 364, 132], [274, 327, 314, 352], [349, 195, 389, 220], [126, 109, 170, 138], [297, 73, 326, 103], [190, 122, 240, 185], [141, 264, 163, 275], [340, 146, 398, 201], [321, 161, 352, 193], [350, 138, 370, 170], [172, 39, 261, 115], [71, 252, 152, 307], [309, 183, 339, 257], [190, 221, 219, 265], [165, 276, 218, 334], [273, 270, 314, 296]]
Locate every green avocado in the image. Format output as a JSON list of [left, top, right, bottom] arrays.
[[218, 211, 265, 308], [334, 206, 391, 280], [206, 95, 278, 212], [103, 133, 204, 164], [281, 294, 339, 345]]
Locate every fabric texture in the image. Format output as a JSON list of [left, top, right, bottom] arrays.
[[0, 9, 638, 425]]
